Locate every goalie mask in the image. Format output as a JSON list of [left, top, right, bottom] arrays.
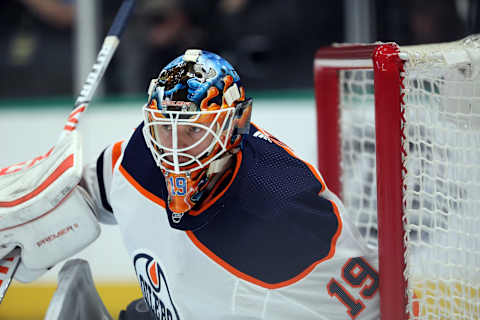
[[143, 49, 252, 216]]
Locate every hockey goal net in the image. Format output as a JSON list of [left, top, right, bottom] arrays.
[[315, 36, 480, 320]]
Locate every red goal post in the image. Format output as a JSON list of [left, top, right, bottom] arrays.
[[315, 37, 480, 320]]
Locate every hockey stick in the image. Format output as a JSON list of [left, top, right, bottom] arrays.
[[67, 0, 137, 129], [0, 0, 136, 304]]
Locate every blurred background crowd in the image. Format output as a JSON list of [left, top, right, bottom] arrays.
[[0, 0, 477, 100]]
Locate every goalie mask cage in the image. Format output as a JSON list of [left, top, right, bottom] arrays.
[[315, 36, 480, 320]]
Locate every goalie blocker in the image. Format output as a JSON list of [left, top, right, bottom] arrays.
[[0, 131, 100, 282]]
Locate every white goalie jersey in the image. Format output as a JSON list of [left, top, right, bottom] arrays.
[[83, 124, 380, 320]]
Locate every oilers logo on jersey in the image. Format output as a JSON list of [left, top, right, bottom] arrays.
[[133, 251, 181, 320]]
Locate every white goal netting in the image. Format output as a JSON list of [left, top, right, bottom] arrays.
[[338, 38, 480, 319]]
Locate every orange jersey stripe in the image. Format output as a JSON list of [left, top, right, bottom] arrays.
[[111, 141, 124, 173], [187, 202, 341, 290], [185, 124, 343, 289], [119, 165, 166, 208]]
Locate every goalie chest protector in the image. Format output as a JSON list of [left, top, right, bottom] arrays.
[[107, 123, 380, 320]]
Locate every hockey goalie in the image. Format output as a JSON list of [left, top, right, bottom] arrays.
[[0, 49, 380, 320]]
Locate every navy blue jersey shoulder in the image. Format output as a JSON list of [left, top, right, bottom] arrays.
[[194, 126, 340, 285], [121, 123, 168, 201], [121, 123, 341, 285]]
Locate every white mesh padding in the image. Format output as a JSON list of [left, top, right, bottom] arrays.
[[338, 37, 480, 319]]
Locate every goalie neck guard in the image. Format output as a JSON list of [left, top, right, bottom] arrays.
[[142, 49, 252, 216]]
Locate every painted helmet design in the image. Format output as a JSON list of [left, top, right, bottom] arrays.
[[142, 49, 252, 216]]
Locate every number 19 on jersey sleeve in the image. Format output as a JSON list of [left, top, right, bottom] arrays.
[[327, 257, 379, 319]]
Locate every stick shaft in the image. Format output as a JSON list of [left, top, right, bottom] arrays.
[[74, 0, 136, 108]]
